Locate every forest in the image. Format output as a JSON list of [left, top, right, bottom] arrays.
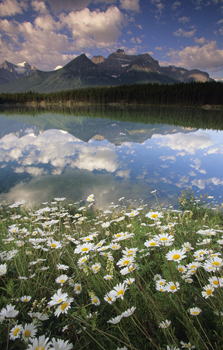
[[0, 81, 223, 106]]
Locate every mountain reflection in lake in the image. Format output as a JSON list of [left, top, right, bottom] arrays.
[[0, 106, 223, 208]]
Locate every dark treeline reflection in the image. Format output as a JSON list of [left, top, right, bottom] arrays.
[[0, 104, 223, 131]]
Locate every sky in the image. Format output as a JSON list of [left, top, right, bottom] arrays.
[[1, 0, 223, 79]]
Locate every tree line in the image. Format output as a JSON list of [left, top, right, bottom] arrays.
[[0, 81, 223, 106]]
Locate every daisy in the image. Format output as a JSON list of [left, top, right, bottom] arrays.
[[117, 256, 135, 268], [122, 247, 138, 257], [144, 239, 160, 248], [107, 315, 123, 324], [77, 255, 89, 268], [21, 296, 32, 302], [104, 291, 117, 304], [91, 296, 100, 306], [86, 194, 94, 202], [57, 264, 69, 270], [177, 265, 186, 273], [49, 338, 73, 350], [165, 281, 180, 293], [0, 304, 19, 318], [21, 323, 37, 341], [159, 319, 171, 328], [103, 275, 113, 280], [166, 248, 187, 262], [189, 307, 202, 316], [110, 243, 121, 250], [203, 257, 223, 272], [47, 240, 62, 249], [120, 264, 138, 275], [201, 284, 215, 298], [55, 274, 69, 285], [146, 211, 163, 220], [121, 307, 136, 317], [208, 276, 223, 288], [154, 233, 174, 246], [27, 335, 51, 350], [0, 263, 7, 276], [74, 283, 82, 294], [91, 263, 101, 273], [182, 242, 194, 251], [74, 243, 94, 255], [48, 289, 68, 307], [54, 298, 73, 317], [124, 278, 135, 285], [112, 283, 129, 300], [10, 324, 22, 340], [180, 341, 195, 349]]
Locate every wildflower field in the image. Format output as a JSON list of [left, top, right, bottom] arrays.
[[0, 190, 223, 350]]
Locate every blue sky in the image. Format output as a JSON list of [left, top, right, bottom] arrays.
[[1, 0, 223, 79]]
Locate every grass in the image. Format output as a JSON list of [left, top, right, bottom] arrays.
[[0, 190, 223, 350]]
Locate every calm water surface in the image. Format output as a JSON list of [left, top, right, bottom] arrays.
[[0, 106, 223, 208]]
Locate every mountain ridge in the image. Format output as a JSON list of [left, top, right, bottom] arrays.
[[0, 50, 213, 93]]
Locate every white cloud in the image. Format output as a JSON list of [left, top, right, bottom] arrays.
[[60, 6, 126, 49], [194, 37, 206, 44], [150, 0, 165, 16], [0, 0, 27, 17], [173, 28, 196, 37], [172, 1, 181, 10], [178, 16, 190, 23], [120, 0, 140, 12], [155, 46, 163, 50], [167, 40, 223, 71], [31, 1, 49, 14], [152, 131, 213, 155]]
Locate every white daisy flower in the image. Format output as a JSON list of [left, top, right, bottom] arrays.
[[54, 298, 73, 317], [48, 289, 68, 307]]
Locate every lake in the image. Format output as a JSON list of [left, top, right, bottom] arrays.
[[0, 105, 223, 209]]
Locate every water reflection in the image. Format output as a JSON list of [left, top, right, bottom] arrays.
[[0, 106, 223, 208]]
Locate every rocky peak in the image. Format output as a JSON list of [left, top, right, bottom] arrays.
[[91, 55, 105, 64], [115, 49, 126, 55]]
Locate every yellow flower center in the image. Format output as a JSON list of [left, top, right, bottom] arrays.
[[179, 268, 184, 272], [206, 289, 212, 295], [160, 237, 167, 241], [117, 290, 124, 295], [36, 347, 44, 350], [61, 302, 68, 310], [193, 311, 198, 315], [85, 238, 90, 241], [123, 260, 130, 265], [77, 286, 80, 290], [151, 214, 158, 218], [150, 242, 157, 246], [213, 280, 219, 285], [212, 261, 220, 266], [82, 247, 88, 252], [172, 254, 181, 260], [24, 299, 29, 302], [58, 298, 63, 303], [108, 297, 112, 301], [170, 285, 176, 291], [13, 328, 20, 336], [51, 243, 56, 247], [24, 330, 31, 338], [60, 279, 65, 283], [93, 299, 98, 304]]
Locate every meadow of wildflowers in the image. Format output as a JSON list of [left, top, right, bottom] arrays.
[[0, 190, 223, 350]]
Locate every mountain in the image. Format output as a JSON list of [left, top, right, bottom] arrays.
[[0, 50, 212, 93], [0, 60, 36, 85]]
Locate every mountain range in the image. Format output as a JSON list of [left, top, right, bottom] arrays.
[[0, 49, 212, 93]]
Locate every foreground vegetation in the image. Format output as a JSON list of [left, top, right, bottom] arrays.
[[0, 190, 223, 350], [1, 81, 223, 106]]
